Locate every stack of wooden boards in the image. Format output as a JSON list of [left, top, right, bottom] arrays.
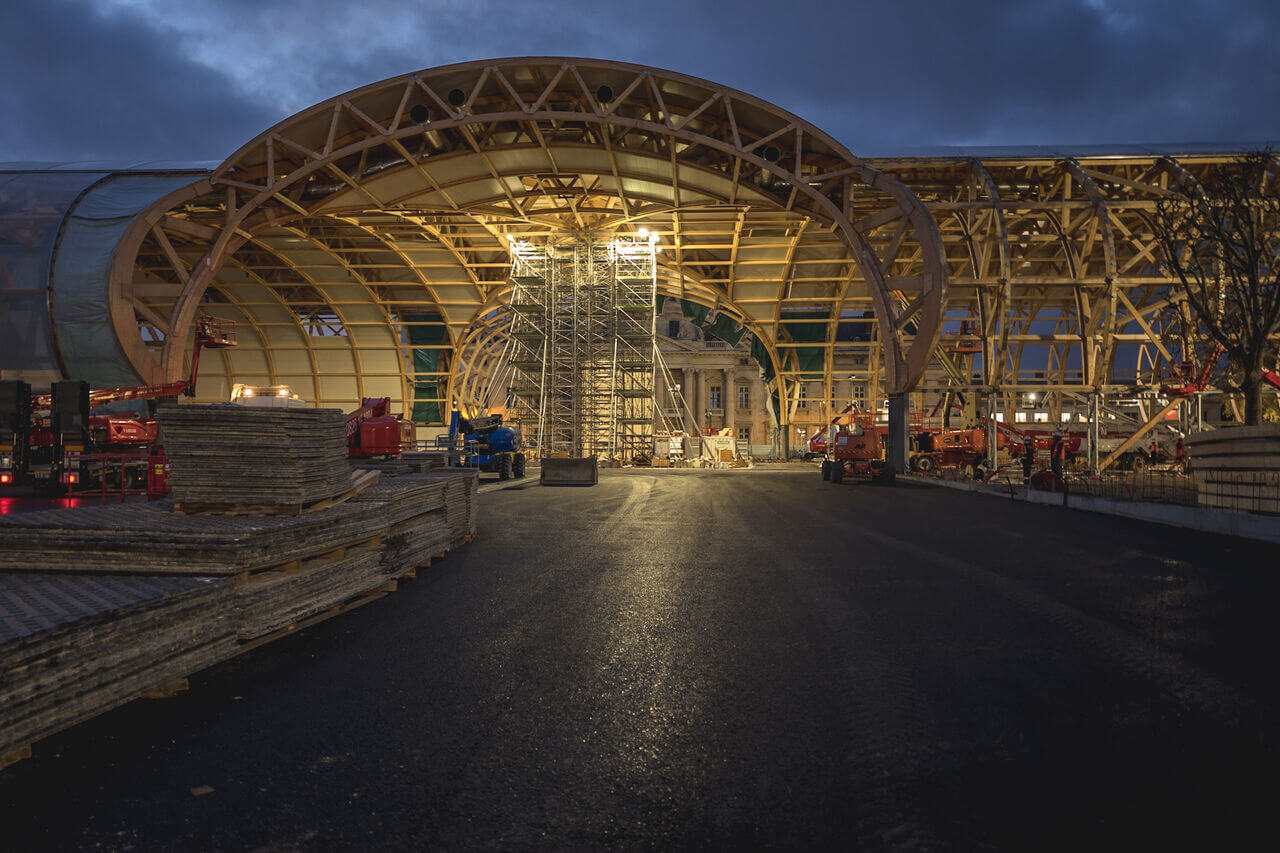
[[158, 404, 355, 512], [352, 471, 479, 577], [1186, 425, 1280, 514], [0, 404, 479, 769], [0, 574, 234, 770]]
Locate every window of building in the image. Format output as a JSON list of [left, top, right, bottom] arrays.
[[1015, 411, 1028, 423], [737, 385, 750, 409], [852, 384, 867, 402], [737, 426, 751, 442], [709, 385, 722, 409], [667, 319, 681, 338], [797, 384, 807, 409]]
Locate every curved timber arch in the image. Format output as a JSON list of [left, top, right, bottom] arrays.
[[108, 57, 946, 416]]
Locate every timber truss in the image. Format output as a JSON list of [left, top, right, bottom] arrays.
[[96, 57, 1275, 435]]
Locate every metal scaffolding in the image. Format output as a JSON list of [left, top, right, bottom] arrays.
[[505, 236, 657, 460]]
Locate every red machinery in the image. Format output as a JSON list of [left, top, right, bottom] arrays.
[[821, 424, 893, 484], [346, 397, 415, 458], [2, 316, 236, 498]]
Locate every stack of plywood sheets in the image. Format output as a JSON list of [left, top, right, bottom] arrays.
[[351, 469, 477, 577], [232, 539, 387, 640], [1186, 426, 1280, 513], [158, 404, 354, 508], [0, 502, 386, 575], [399, 451, 451, 472], [0, 573, 235, 763]]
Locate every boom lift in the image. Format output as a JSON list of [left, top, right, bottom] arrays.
[[448, 412, 525, 480], [1, 316, 236, 495], [346, 397, 415, 458]]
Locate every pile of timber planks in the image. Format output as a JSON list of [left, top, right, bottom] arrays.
[[0, 502, 387, 574], [158, 404, 354, 510], [0, 463, 479, 770], [352, 470, 477, 577], [0, 573, 234, 766], [1186, 426, 1280, 514], [399, 451, 452, 472]]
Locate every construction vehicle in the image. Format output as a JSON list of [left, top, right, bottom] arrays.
[[820, 423, 893, 484], [1, 316, 236, 497], [448, 411, 525, 480], [347, 397, 415, 458], [908, 427, 996, 479]]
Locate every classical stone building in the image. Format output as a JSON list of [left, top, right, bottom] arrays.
[[655, 299, 887, 458]]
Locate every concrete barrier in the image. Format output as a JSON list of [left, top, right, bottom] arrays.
[[540, 457, 598, 486]]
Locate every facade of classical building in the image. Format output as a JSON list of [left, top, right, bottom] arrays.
[[656, 299, 885, 458]]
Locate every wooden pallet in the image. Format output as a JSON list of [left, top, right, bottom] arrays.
[[173, 470, 380, 516], [232, 582, 394, 656], [1, 745, 32, 772], [229, 535, 384, 587], [141, 678, 189, 700]]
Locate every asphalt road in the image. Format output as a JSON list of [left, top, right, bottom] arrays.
[[3, 466, 1278, 850]]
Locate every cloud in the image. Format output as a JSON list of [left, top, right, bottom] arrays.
[[3, 0, 1278, 163]]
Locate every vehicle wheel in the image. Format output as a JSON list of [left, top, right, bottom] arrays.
[[915, 455, 935, 474], [513, 454, 526, 478], [821, 460, 831, 480], [499, 456, 513, 480], [1131, 454, 1146, 471], [961, 462, 976, 480], [830, 461, 844, 483]]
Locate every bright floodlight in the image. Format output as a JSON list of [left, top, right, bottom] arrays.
[[636, 227, 649, 238]]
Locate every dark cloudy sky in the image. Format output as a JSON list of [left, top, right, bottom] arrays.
[[2, 0, 1278, 163]]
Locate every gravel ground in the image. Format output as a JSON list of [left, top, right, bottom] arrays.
[[2, 465, 1277, 850]]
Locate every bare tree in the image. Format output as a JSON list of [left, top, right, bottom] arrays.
[[1155, 152, 1280, 425]]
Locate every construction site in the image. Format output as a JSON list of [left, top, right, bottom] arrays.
[[2, 58, 1278, 849]]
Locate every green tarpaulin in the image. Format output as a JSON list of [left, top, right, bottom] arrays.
[[403, 312, 446, 424], [676, 298, 745, 346]]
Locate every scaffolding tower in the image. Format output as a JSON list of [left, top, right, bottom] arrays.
[[505, 235, 657, 460]]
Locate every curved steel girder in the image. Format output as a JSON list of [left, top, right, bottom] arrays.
[[151, 58, 945, 395]]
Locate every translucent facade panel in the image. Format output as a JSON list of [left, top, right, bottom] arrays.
[[0, 170, 106, 387], [50, 173, 205, 386]]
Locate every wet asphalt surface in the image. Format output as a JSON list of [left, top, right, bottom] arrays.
[[3, 466, 1279, 850]]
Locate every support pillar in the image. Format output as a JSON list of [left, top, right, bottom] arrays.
[[887, 392, 910, 476], [1088, 391, 1101, 473], [986, 391, 999, 469]]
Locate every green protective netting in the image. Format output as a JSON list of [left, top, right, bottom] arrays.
[[704, 314, 745, 346], [779, 311, 828, 378], [675, 298, 744, 346], [403, 312, 446, 424], [678, 299, 709, 325], [750, 336, 781, 425]]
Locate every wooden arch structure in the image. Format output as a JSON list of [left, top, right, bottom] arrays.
[[105, 57, 947, 443], [875, 151, 1278, 430]]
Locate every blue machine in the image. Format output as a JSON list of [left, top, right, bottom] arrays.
[[449, 411, 526, 479]]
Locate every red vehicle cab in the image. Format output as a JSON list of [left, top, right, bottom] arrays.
[[821, 425, 894, 484]]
